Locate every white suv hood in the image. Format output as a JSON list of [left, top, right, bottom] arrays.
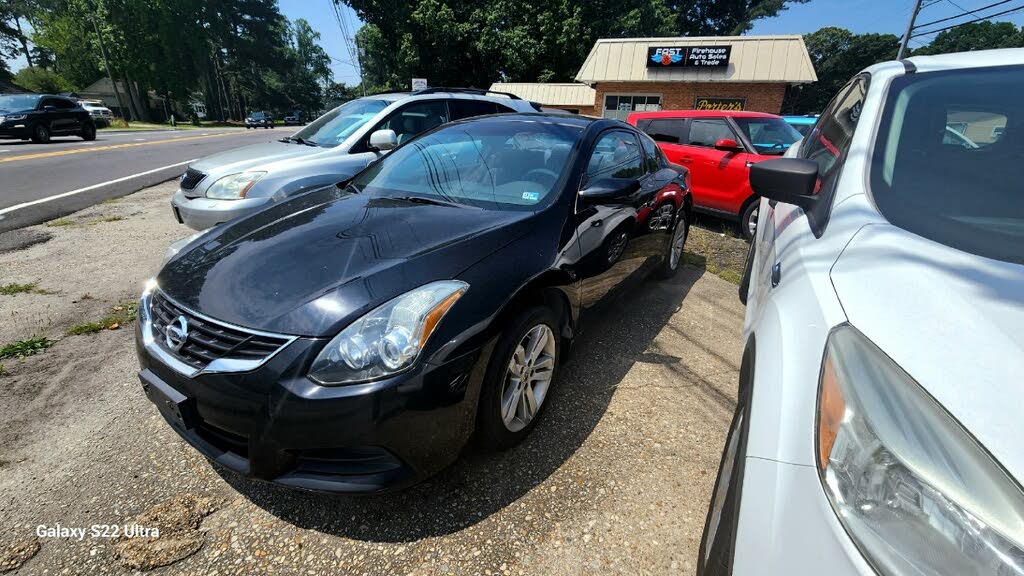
[[830, 223, 1024, 482]]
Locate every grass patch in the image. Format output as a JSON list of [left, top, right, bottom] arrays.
[[0, 282, 56, 296], [0, 337, 55, 359], [66, 302, 139, 336], [45, 219, 75, 228], [0, 363, 6, 376], [88, 216, 125, 225], [683, 224, 750, 285], [101, 197, 121, 205]]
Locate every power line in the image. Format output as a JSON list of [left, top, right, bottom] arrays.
[[912, 2, 1024, 36], [915, 0, 1015, 28]]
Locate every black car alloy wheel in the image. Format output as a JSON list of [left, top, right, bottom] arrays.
[[32, 123, 51, 144], [477, 306, 561, 450]]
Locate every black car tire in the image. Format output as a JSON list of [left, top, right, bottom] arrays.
[[697, 396, 750, 576], [476, 305, 561, 451], [31, 123, 51, 144], [656, 207, 688, 279], [740, 199, 759, 242], [80, 122, 97, 141]]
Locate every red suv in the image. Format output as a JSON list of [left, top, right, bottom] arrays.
[[628, 110, 802, 239]]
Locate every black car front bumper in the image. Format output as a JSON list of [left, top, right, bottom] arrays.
[[0, 123, 31, 139], [136, 317, 491, 494]]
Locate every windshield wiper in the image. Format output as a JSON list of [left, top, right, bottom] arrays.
[[393, 195, 467, 208], [279, 136, 319, 147]]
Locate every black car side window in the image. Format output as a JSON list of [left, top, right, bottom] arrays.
[[585, 130, 644, 185], [639, 133, 661, 173]]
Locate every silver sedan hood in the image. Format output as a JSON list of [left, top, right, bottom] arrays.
[[830, 223, 1024, 482], [190, 141, 327, 175]]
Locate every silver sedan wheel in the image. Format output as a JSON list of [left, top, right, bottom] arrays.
[[668, 216, 688, 270], [500, 324, 556, 433]]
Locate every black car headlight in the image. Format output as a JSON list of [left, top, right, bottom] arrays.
[[309, 281, 468, 385], [1, 114, 27, 122], [817, 324, 1024, 576]]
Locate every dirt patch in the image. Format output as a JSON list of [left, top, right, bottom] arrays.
[[683, 222, 750, 285], [0, 538, 40, 573], [0, 229, 52, 255], [114, 494, 224, 571]]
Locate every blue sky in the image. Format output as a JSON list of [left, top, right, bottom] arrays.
[[750, 0, 1024, 50], [7, 0, 1024, 81]]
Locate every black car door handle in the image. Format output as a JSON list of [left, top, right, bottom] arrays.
[[591, 219, 603, 227]]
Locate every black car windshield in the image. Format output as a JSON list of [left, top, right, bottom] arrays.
[[0, 94, 42, 111], [871, 65, 1023, 264], [250, 112, 267, 119], [294, 99, 389, 147], [351, 118, 582, 211], [733, 117, 802, 155]]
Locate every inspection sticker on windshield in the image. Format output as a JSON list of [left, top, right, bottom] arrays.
[[522, 191, 540, 201]]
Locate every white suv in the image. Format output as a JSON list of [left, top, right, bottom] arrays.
[[698, 49, 1024, 575]]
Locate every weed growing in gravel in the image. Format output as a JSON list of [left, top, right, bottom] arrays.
[[90, 216, 125, 225], [0, 282, 56, 296], [45, 219, 75, 227], [67, 302, 140, 335], [101, 198, 121, 204], [0, 337, 55, 359], [0, 364, 6, 376]]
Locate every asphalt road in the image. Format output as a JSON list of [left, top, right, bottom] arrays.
[[0, 126, 295, 233]]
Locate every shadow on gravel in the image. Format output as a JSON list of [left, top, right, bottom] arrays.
[[219, 262, 703, 543]]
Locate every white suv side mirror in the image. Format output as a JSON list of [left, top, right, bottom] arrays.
[[369, 129, 398, 151]]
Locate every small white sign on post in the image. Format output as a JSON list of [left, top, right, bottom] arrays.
[[412, 78, 428, 91]]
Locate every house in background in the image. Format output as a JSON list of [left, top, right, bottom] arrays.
[[78, 77, 167, 121], [0, 77, 33, 94]]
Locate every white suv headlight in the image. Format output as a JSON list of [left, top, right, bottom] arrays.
[[205, 172, 266, 200], [308, 281, 468, 385], [818, 324, 1024, 576]]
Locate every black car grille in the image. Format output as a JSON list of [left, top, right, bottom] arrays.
[[180, 168, 206, 190], [150, 291, 291, 370]]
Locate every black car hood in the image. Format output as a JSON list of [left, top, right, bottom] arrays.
[[157, 187, 534, 337]]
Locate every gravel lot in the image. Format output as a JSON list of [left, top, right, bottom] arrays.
[[0, 181, 744, 575]]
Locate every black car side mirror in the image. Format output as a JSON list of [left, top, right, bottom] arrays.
[[579, 178, 640, 205], [749, 158, 819, 211]]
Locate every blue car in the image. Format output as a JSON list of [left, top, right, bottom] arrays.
[[782, 115, 817, 137]]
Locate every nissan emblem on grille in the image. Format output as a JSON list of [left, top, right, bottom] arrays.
[[165, 315, 189, 352]]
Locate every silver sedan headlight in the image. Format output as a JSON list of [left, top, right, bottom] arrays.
[[205, 172, 266, 200], [309, 281, 468, 385], [817, 324, 1024, 576]]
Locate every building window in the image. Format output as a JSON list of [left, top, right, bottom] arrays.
[[603, 94, 661, 120]]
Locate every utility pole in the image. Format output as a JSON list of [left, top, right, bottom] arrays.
[[898, 0, 923, 59], [89, 11, 128, 120]]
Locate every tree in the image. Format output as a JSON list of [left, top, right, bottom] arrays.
[[782, 27, 897, 114], [912, 21, 1024, 55], [342, 0, 808, 90], [13, 66, 73, 93]]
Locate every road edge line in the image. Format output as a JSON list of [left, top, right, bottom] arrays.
[[0, 159, 196, 217]]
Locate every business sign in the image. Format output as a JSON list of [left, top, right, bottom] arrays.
[[647, 46, 732, 68], [411, 78, 428, 91], [694, 97, 746, 111]]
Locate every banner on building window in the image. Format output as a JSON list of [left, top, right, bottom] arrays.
[[646, 46, 731, 68], [694, 97, 746, 111]]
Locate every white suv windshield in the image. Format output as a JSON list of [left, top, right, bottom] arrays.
[[295, 99, 389, 147], [871, 66, 1023, 264]]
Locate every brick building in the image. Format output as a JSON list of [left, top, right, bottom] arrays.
[[491, 35, 816, 118]]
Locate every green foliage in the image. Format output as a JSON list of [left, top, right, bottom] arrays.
[[13, 66, 73, 93], [782, 27, 898, 114], [66, 302, 138, 336], [0, 282, 55, 296], [0, 337, 55, 359], [343, 0, 807, 89], [912, 21, 1024, 56]]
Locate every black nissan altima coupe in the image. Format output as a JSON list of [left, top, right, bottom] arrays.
[[136, 113, 691, 493]]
